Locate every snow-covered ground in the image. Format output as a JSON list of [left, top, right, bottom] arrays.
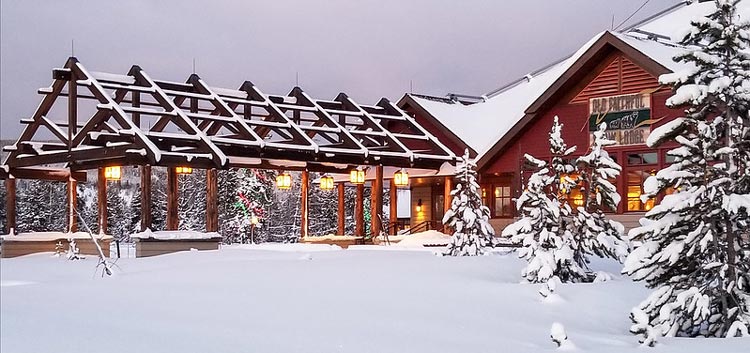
[[1, 245, 747, 353]]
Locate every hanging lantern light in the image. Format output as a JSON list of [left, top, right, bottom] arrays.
[[350, 168, 365, 184], [276, 172, 292, 190], [104, 166, 121, 181], [416, 198, 423, 213], [393, 169, 409, 187], [319, 175, 335, 191], [175, 166, 193, 175]]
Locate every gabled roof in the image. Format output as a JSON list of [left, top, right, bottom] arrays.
[[402, 0, 749, 171], [1, 58, 456, 175]]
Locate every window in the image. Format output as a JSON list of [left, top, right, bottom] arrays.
[[494, 186, 512, 217], [627, 170, 656, 211], [560, 173, 584, 208], [627, 152, 657, 165]]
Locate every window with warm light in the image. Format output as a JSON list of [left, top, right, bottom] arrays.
[[627, 170, 655, 211], [493, 186, 512, 217]]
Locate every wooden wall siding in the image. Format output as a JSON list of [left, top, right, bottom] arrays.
[[410, 186, 432, 225], [570, 55, 661, 104]]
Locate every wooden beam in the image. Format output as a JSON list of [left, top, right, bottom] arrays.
[[0, 167, 87, 182], [67, 177, 78, 232], [300, 170, 309, 239], [355, 183, 364, 237], [5, 178, 16, 234], [68, 69, 77, 146], [167, 167, 178, 230], [371, 165, 383, 237], [337, 182, 345, 235], [389, 179, 398, 235], [206, 168, 218, 232], [140, 165, 152, 231], [97, 167, 107, 235]]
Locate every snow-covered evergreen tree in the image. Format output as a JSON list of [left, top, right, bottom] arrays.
[[502, 117, 585, 283], [443, 149, 495, 256], [624, 0, 750, 342], [16, 179, 66, 232], [177, 169, 206, 231], [574, 123, 629, 262]]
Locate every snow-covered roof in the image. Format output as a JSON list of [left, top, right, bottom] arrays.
[[406, 0, 749, 162]]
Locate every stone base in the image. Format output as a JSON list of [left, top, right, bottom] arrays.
[[134, 239, 221, 258], [1, 238, 111, 258]]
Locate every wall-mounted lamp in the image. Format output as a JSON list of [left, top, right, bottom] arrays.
[[416, 198, 423, 213]]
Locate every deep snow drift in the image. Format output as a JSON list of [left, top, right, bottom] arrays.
[[1, 245, 747, 353]]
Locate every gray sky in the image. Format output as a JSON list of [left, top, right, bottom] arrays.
[[0, 0, 681, 139]]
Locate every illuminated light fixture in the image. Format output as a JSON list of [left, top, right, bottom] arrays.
[[104, 166, 121, 181], [482, 188, 487, 198], [350, 168, 365, 185], [175, 166, 193, 175], [319, 175, 335, 191], [416, 198, 423, 213], [276, 172, 292, 190], [251, 215, 259, 225], [494, 187, 501, 198], [393, 169, 409, 187]]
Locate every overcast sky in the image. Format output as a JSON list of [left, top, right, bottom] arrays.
[[0, 0, 681, 139]]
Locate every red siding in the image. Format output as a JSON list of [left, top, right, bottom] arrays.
[[480, 51, 683, 216]]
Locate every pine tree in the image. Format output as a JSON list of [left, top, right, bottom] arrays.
[[177, 169, 206, 231], [503, 117, 585, 284], [574, 123, 629, 262], [443, 149, 495, 256], [623, 0, 750, 342]]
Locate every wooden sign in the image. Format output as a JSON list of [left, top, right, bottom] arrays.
[[589, 93, 651, 146]]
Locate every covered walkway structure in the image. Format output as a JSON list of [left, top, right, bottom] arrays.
[[1, 57, 457, 239]]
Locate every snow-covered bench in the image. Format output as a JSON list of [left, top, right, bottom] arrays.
[[131, 230, 222, 257], [0, 232, 112, 258]]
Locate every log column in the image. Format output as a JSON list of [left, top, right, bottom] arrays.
[[97, 167, 107, 235], [140, 165, 152, 231], [337, 183, 345, 235], [167, 167, 178, 230], [389, 179, 398, 235], [370, 165, 383, 237], [67, 177, 78, 232], [300, 170, 309, 239], [355, 183, 364, 236], [206, 168, 218, 232], [443, 176, 453, 233], [5, 177, 16, 234]]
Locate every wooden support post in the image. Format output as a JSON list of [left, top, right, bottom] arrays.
[[371, 165, 383, 237], [300, 170, 309, 239], [389, 179, 398, 235], [206, 168, 219, 232], [97, 167, 107, 235], [355, 183, 364, 237], [444, 176, 453, 233], [167, 167, 178, 230], [5, 177, 16, 234], [67, 177, 78, 232], [140, 165, 152, 231], [337, 183, 345, 235], [444, 176, 453, 213]]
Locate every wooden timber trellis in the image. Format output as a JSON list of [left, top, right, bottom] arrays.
[[0, 57, 456, 238]]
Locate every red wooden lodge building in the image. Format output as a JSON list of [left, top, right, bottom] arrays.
[[397, 1, 729, 232]]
